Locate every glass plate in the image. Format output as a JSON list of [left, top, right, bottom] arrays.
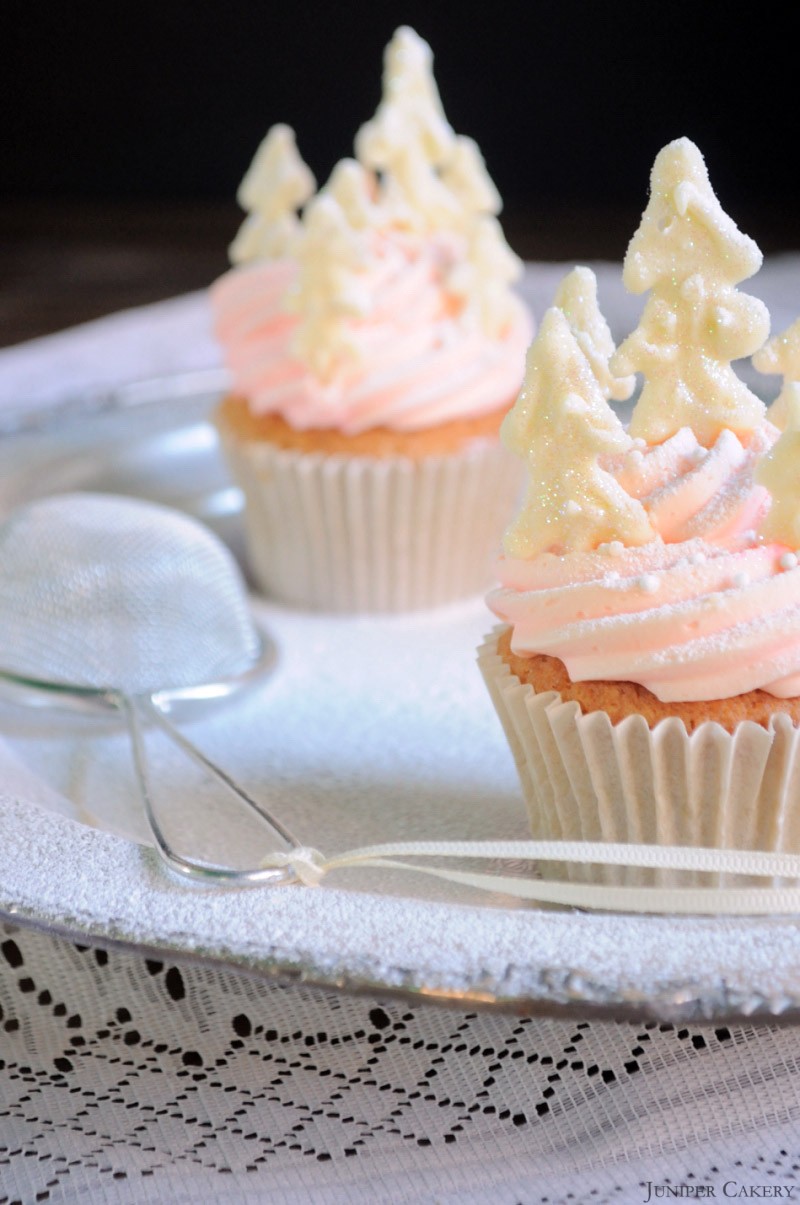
[[1, 375, 799, 1025]]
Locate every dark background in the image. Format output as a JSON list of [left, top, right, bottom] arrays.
[[2, 2, 797, 344]]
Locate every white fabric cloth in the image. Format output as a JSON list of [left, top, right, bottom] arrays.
[[0, 292, 222, 416], [3, 262, 800, 1203], [4, 918, 800, 1204]]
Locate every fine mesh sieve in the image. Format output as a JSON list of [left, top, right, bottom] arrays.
[[0, 492, 301, 885]]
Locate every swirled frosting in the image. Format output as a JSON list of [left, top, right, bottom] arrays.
[[211, 229, 532, 434], [487, 420, 800, 702]]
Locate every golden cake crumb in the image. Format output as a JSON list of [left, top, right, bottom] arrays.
[[216, 394, 509, 459], [496, 627, 800, 733]]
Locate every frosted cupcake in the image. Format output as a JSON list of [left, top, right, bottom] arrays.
[[479, 137, 800, 882], [211, 27, 533, 612]]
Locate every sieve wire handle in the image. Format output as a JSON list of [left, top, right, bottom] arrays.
[[122, 693, 304, 887]]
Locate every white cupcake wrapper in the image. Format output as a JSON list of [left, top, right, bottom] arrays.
[[478, 626, 800, 886], [220, 432, 522, 612]]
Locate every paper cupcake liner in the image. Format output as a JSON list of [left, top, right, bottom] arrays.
[[219, 432, 522, 612], [478, 626, 800, 887]]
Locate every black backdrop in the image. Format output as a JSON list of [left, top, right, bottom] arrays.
[[3, 2, 797, 249]]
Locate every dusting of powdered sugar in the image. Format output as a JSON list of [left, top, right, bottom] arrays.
[[2, 598, 800, 1022]]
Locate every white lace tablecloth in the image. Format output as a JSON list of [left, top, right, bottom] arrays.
[[3, 262, 800, 1204]]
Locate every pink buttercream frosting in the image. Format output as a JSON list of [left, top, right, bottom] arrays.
[[210, 230, 533, 435], [487, 419, 800, 702]]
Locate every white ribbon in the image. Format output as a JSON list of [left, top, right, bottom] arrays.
[[260, 839, 800, 914]]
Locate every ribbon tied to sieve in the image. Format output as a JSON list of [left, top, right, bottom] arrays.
[[252, 839, 800, 916]]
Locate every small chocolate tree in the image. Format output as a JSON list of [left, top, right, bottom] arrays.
[[502, 308, 654, 557], [229, 124, 316, 264], [612, 138, 769, 447]]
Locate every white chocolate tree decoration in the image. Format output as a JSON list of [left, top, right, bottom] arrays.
[[439, 136, 519, 322], [229, 125, 316, 264], [374, 141, 462, 232], [285, 195, 369, 381], [354, 27, 521, 337], [322, 159, 378, 230], [756, 392, 800, 546], [448, 216, 523, 338], [501, 308, 655, 557], [611, 138, 769, 447], [554, 267, 635, 403], [439, 135, 502, 220], [356, 30, 505, 233], [752, 318, 800, 431], [355, 26, 459, 233], [355, 26, 455, 182]]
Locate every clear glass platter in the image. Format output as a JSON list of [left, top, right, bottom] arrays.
[[1, 373, 800, 1025]]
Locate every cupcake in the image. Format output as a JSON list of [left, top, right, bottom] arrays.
[[211, 27, 533, 612], [479, 137, 800, 884]]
